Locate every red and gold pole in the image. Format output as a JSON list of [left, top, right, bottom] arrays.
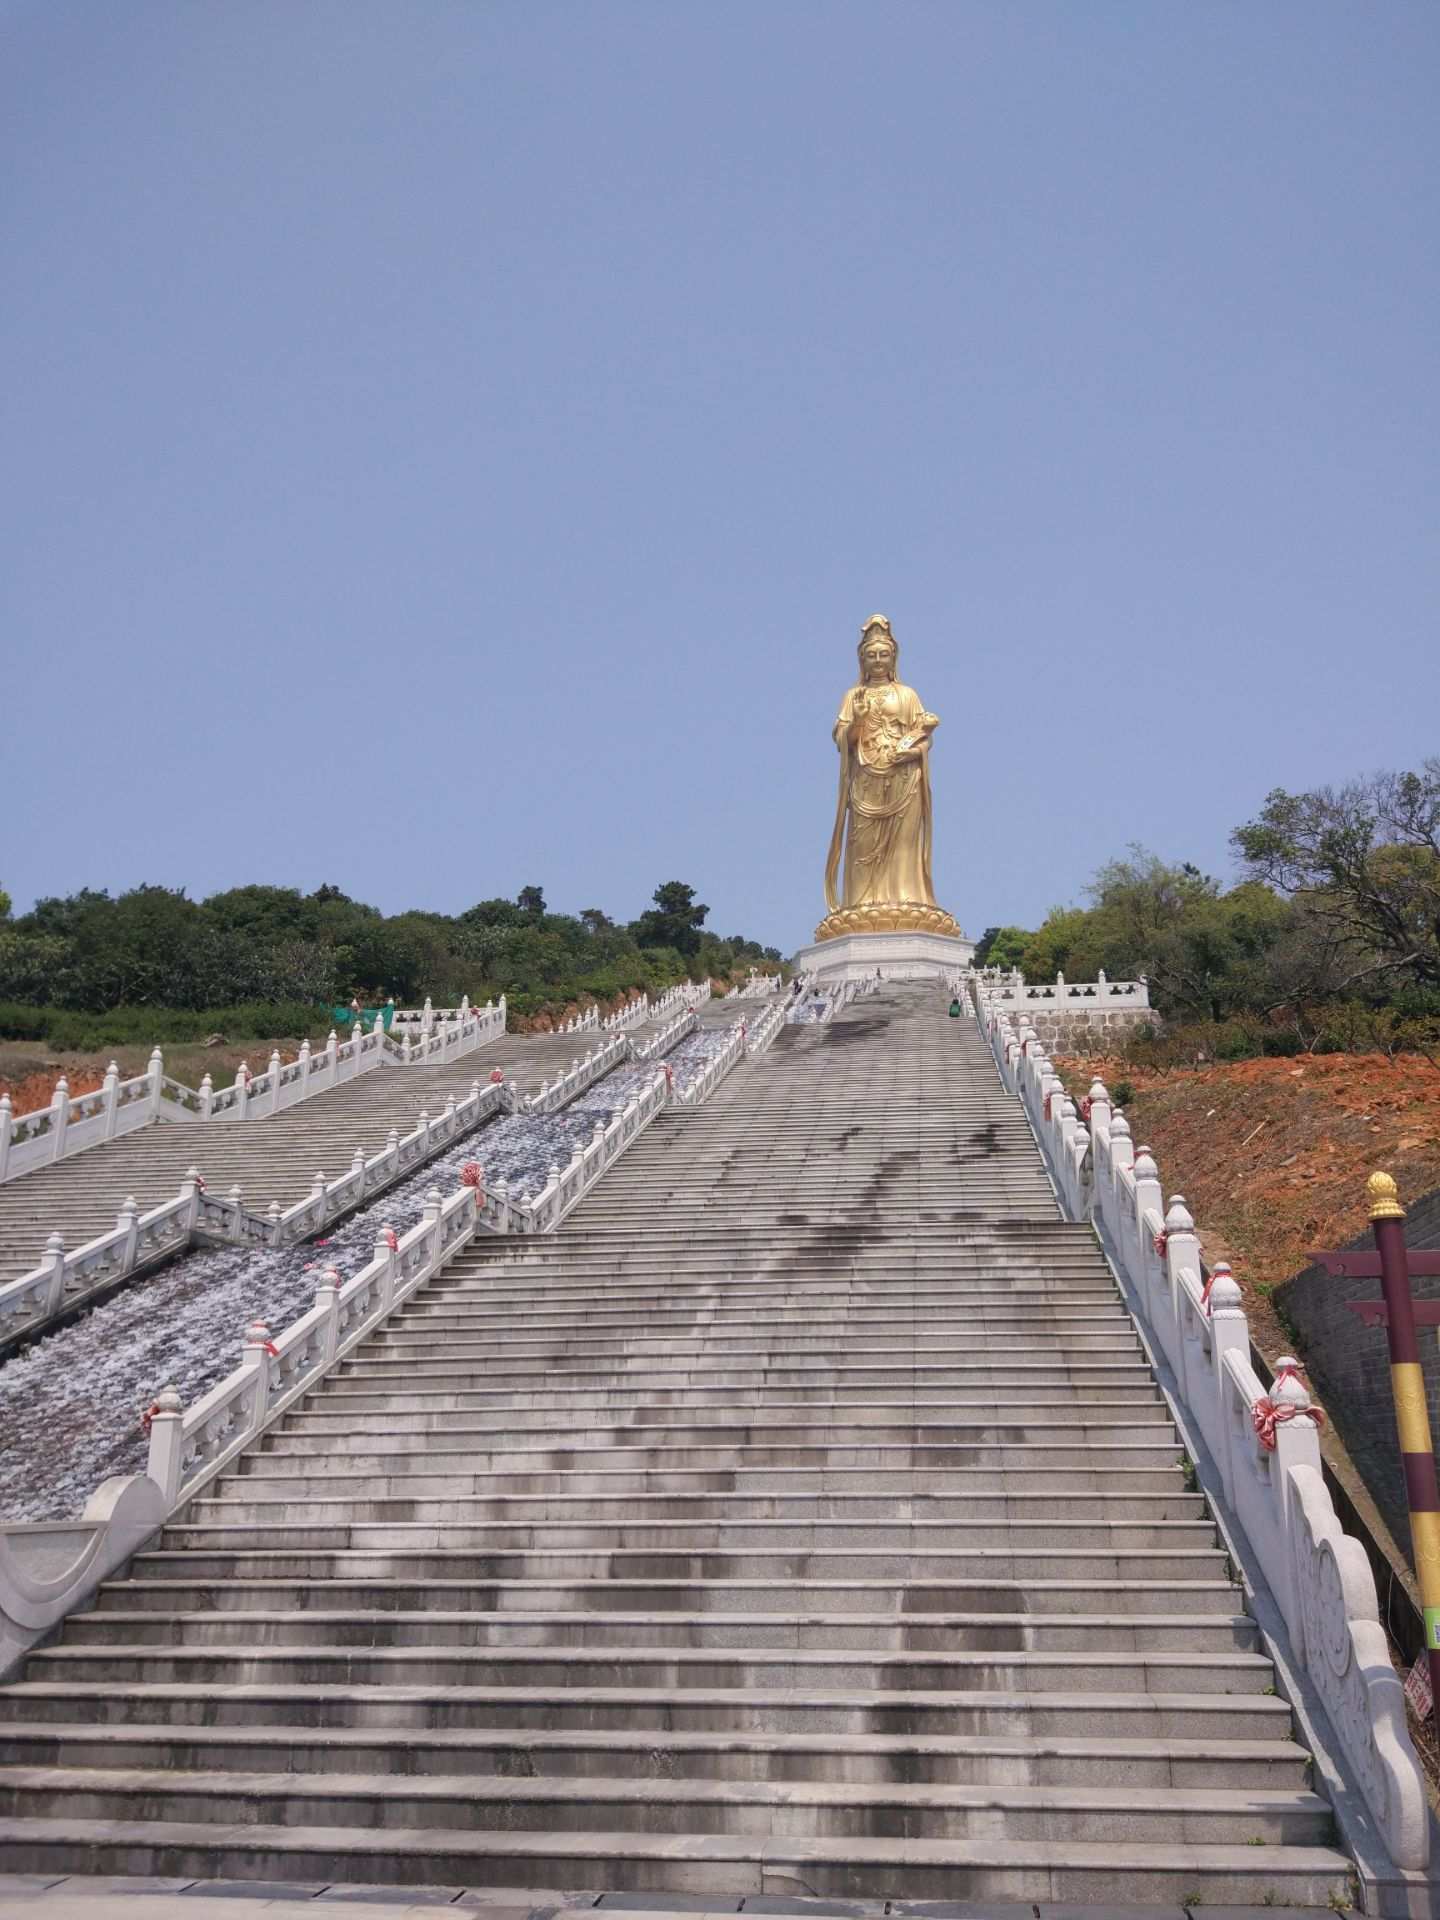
[[1368, 1170, 1440, 1705]]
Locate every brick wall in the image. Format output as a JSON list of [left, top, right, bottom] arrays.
[[1274, 1186, 1440, 1566]]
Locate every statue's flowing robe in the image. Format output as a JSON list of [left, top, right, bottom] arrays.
[[824, 681, 940, 912]]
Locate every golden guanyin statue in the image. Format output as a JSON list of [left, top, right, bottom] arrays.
[[816, 614, 963, 941]]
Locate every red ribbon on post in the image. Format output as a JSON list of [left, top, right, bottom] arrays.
[[1251, 1362, 1325, 1451]]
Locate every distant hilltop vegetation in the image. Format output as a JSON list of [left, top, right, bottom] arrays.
[[0, 879, 783, 1046]]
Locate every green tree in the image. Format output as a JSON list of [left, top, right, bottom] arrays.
[[974, 925, 1032, 969], [1234, 761, 1440, 993], [632, 880, 710, 957], [516, 885, 547, 920]]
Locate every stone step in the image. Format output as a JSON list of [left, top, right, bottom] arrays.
[[250, 1427, 1178, 1464], [94, 1574, 1237, 1616], [184, 1479, 1194, 1521], [263, 1415, 1172, 1451], [391, 1300, 1130, 1329], [230, 1449, 1185, 1485], [328, 1360, 1146, 1389], [0, 1677, 1298, 1739], [19, 1641, 1277, 1693], [303, 1384, 1165, 1412], [0, 1764, 1336, 1844], [63, 1607, 1256, 1655], [153, 1529, 1221, 1569], [361, 1328, 1140, 1360], [0, 1814, 1355, 1903], [0, 1720, 1315, 1788]]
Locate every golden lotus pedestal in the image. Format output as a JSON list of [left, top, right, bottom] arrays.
[[795, 903, 973, 986], [813, 902, 964, 941]]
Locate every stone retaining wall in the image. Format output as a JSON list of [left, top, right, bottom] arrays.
[[1010, 1007, 1155, 1051]]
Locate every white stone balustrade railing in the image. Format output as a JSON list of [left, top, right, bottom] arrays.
[[982, 1000, 1431, 1876], [973, 966, 1150, 1011], [0, 1081, 507, 1358], [600, 997, 650, 1033], [0, 999, 506, 1189], [378, 998, 506, 1064], [630, 1008, 699, 1060], [726, 971, 783, 998], [474, 1073, 669, 1239], [649, 980, 711, 1020], [0, 1185, 478, 1681], [670, 1027, 746, 1108], [785, 972, 879, 1025], [742, 997, 787, 1058], [524, 1035, 630, 1116]]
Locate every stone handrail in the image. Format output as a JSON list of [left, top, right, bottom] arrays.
[[524, 1035, 630, 1115], [726, 972, 783, 998], [973, 966, 1149, 1011], [0, 1185, 478, 1682], [0, 999, 506, 1187], [600, 997, 651, 1033], [982, 1000, 1430, 1874], [630, 1008, 699, 1060], [649, 980, 711, 1020], [0, 1081, 507, 1357], [742, 997, 787, 1058], [671, 1027, 745, 1108], [785, 972, 880, 1026], [475, 1072, 669, 1237], [149, 1186, 477, 1511]]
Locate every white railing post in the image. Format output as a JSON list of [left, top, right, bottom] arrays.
[[374, 1227, 398, 1313], [0, 1094, 11, 1184], [48, 1077, 70, 1165], [147, 1047, 164, 1119], [421, 996, 434, 1036], [198, 1071, 214, 1120], [41, 1232, 66, 1317], [240, 1321, 274, 1436], [101, 1061, 121, 1140], [267, 1050, 283, 1117], [1206, 1261, 1246, 1510], [314, 1266, 342, 1366], [116, 1194, 139, 1270], [297, 1038, 312, 1102], [420, 1185, 443, 1261], [234, 1060, 250, 1120], [179, 1166, 204, 1233], [144, 1386, 186, 1505], [326, 1029, 339, 1089]]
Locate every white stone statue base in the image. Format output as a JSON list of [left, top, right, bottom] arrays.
[[791, 929, 975, 985]]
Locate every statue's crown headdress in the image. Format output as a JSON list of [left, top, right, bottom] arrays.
[[857, 613, 896, 662]]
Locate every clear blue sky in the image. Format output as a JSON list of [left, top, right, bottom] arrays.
[[4, 1, 1436, 956]]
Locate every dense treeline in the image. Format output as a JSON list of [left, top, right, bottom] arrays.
[[0, 878, 782, 1042], [974, 758, 1440, 1062]]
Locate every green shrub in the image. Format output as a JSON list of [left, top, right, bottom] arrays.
[[1109, 1079, 1136, 1108], [0, 1002, 329, 1051], [1215, 1023, 1257, 1061], [1260, 1028, 1304, 1057]]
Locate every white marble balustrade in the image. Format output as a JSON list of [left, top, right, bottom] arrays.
[[0, 998, 507, 1187], [0, 1081, 507, 1356], [980, 997, 1430, 1876]]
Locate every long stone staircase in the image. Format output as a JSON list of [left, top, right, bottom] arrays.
[[0, 986, 1356, 1905], [0, 1025, 626, 1288]]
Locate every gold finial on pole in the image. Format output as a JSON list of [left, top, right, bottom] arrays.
[[1367, 1171, 1406, 1221]]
